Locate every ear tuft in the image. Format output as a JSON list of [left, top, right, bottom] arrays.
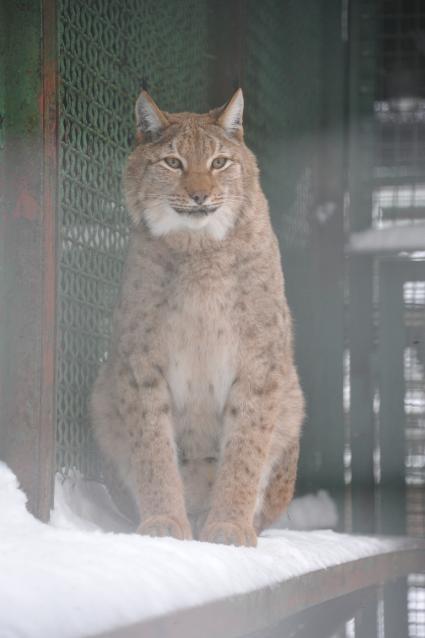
[[217, 89, 244, 135], [135, 91, 169, 137]]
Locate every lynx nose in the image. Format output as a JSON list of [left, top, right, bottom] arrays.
[[188, 191, 208, 205]]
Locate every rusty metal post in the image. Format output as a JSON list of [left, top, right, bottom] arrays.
[[0, 0, 58, 520]]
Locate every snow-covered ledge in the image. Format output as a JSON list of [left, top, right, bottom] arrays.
[[96, 538, 425, 638], [346, 222, 425, 254], [1, 462, 424, 638]]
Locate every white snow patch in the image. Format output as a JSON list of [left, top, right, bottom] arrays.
[[347, 221, 425, 254], [0, 462, 400, 638], [52, 471, 338, 533], [275, 489, 338, 530], [51, 471, 133, 533]]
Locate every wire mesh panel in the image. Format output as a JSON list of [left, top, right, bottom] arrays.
[[374, 0, 425, 555], [404, 276, 425, 638], [56, 0, 210, 477], [375, 0, 425, 186], [347, 1, 425, 636], [373, 0, 425, 230], [348, 0, 425, 517], [404, 279, 425, 537], [409, 573, 425, 638]]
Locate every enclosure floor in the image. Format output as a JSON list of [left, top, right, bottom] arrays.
[[0, 462, 408, 638]]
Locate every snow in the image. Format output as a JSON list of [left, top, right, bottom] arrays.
[[0, 462, 403, 638], [347, 221, 425, 254], [274, 489, 338, 530], [51, 469, 338, 534], [51, 472, 133, 533]]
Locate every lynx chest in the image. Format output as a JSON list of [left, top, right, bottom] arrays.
[[163, 271, 238, 458]]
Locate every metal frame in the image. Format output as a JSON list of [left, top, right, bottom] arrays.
[[347, 0, 378, 537]]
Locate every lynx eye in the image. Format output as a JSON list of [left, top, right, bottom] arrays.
[[211, 156, 228, 170], [164, 157, 183, 170]]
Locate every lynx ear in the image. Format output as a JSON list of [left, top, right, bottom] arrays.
[[217, 89, 244, 136], [135, 90, 169, 139]]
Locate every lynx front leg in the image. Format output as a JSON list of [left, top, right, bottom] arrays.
[[115, 361, 192, 540], [254, 439, 300, 534], [200, 376, 280, 547]]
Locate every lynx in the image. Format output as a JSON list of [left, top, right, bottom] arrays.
[[91, 89, 304, 546]]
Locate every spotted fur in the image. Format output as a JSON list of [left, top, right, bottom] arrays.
[[91, 90, 304, 546]]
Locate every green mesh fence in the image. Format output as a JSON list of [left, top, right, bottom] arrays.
[[243, 0, 323, 253], [56, 0, 210, 476]]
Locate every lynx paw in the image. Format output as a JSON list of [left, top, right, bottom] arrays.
[[200, 521, 257, 547], [137, 515, 193, 541]]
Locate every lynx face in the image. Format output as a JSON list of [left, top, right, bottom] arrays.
[[124, 90, 257, 240]]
